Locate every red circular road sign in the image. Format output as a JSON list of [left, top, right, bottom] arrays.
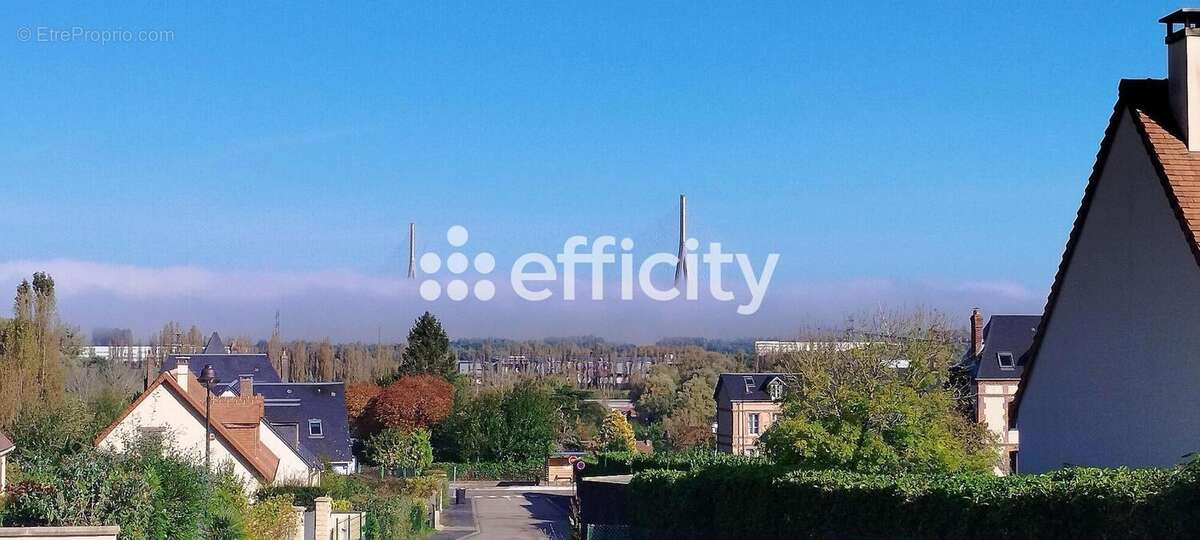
[[575, 461, 587, 471]]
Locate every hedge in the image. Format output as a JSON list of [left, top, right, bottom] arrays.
[[431, 460, 543, 481], [622, 465, 1200, 539], [579, 451, 767, 478]]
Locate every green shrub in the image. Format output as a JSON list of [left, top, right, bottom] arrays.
[[202, 466, 249, 539], [246, 494, 297, 540], [0, 437, 210, 540], [580, 451, 766, 478], [256, 485, 328, 509], [619, 465, 1200, 539], [431, 459, 543, 481]]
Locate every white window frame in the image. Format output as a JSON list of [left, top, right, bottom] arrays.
[[768, 380, 783, 401], [308, 419, 324, 438], [748, 413, 761, 435], [997, 352, 1015, 370]]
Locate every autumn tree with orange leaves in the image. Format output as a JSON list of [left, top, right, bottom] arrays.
[[345, 383, 383, 436], [373, 375, 453, 430]]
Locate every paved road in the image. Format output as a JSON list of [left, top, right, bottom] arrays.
[[436, 486, 573, 540]]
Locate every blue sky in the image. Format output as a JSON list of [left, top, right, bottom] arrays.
[[0, 2, 1182, 341]]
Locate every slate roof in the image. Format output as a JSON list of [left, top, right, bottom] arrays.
[[249, 382, 354, 465], [160, 353, 281, 391], [713, 373, 787, 401], [0, 431, 13, 454], [1019, 79, 1200, 407], [968, 315, 1040, 380], [203, 332, 226, 354]]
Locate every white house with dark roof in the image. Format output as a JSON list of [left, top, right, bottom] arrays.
[[1016, 9, 1200, 473], [96, 365, 321, 492], [961, 309, 1039, 475], [714, 373, 788, 455]]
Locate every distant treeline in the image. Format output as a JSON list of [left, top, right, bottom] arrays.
[[452, 336, 756, 359], [83, 324, 764, 384]]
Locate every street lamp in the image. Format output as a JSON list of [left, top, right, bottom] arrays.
[[197, 364, 220, 471]]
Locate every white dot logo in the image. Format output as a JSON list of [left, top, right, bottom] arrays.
[[419, 225, 495, 301]]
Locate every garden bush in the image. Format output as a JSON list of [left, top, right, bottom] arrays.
[[620, 464, 1200, 539], [580, 451, 766, 478], [246, 494, 297, 540], [257, 473, 440, 540], [0, 437, 212, 540], [432, 459, 543, 481], [255, 485, 329, 509]]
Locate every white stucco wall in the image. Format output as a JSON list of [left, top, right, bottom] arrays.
[[259, 420, 317, 486], [96, 383, 265, 491], [977, 381, 1018, 475], [1018, 109, 1200, 472]]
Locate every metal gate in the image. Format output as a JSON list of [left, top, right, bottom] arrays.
[[331, 512, 364, 540]]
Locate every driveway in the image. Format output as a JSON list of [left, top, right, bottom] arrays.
[[434, 485, 574, 540]]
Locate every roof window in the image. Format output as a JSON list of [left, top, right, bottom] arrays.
[[743, 376, 755, 393], [997, 352, 1015, 370]]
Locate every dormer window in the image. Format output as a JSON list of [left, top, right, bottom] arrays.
[[308, 419, 324, 438], [997, 352, 1015, 370], [768, 379, 784, 401]]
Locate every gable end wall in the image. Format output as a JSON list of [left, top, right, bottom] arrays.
[[1018, 109, 1200, 472]]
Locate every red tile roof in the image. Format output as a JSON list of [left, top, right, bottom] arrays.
[[1016, 79, 1200, 409]]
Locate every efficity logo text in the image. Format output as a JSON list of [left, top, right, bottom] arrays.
[[418, 225, 779, 315]]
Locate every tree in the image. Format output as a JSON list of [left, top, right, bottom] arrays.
[[400, 312, 455, 376], [759, 311, 995, 474], [437, 380, 557, 462], [266, 327, 284, 378], [345, 383, 382, 436], [373, 375, 453, 430], [675, 347, 736, 388], [552, 385, 607, 450], [662, 377, 717, 450], [631, 365, 677, 423], [288, 341, 308, 382], [0, 273, 68, 428], [599, 410, 637, 453], [317, 339, 335, 381], [498, 380, 558, 461], [368, 427, 433, 477]]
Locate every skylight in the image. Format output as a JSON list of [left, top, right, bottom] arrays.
[[998, 352, 1015, 370], [744, 376, 755, 393]]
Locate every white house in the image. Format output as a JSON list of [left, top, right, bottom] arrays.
[[1015, 9, 1200, 473], [961, 309, 1038, 475], [95, 364, 320, 492]]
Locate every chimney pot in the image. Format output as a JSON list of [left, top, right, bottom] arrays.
[[1163, 9, 1200, 151], [175, 364, 189, 391], [970, 308, 984, 358]]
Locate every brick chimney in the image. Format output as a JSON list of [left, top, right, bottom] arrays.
[[240, 375, 254, 397], [1164, 9, 1200, 151], [175, 363, 190, 391], [970, 308, 984, 358]]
